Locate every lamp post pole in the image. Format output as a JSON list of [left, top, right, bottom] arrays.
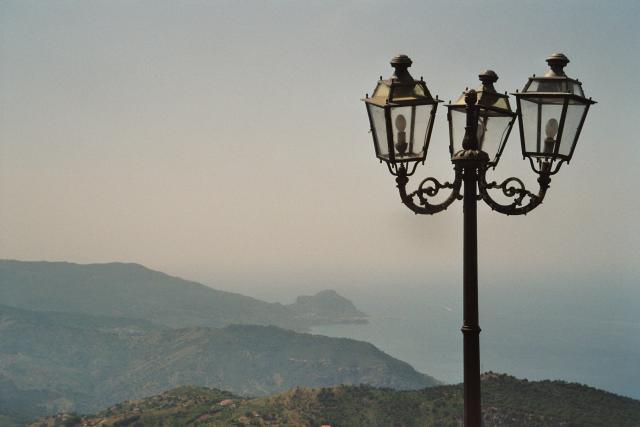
[[363, 53, 594, 427], [459, 91, 482, 427], [462, 160, 481, 427]]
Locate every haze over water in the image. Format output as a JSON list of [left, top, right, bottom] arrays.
[[310, 277, 640, 400]]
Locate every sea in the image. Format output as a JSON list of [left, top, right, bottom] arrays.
[[309, 279, 640, 400]]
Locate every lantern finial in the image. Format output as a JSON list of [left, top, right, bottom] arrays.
[[545, 53, 570, 77], [479, 70, 498, 86], [390, 54, 414, 83]]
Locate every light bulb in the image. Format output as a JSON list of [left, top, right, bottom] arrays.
[[543, 118, 559, 155], [394, 114, 408, 154], [545, 118, 559, 138]]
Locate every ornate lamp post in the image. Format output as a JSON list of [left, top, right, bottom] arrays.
[[362, 54, 595, 427]]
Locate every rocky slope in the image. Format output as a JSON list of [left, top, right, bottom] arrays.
[[288, 289, 368, 324], [29, 374, 640, 427]]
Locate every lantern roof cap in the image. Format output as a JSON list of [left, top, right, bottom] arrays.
[[449, 70, 514, 115], [364, 55, 438, 106], [516, 54, 596, 101]]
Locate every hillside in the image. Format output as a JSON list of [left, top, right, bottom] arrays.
[[0, 305, 436, 422], [288, 290, 368, 324], [29, 374, 640, 427], [0, 260, 367, 331]]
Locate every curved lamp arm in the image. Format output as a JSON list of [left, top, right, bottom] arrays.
[[478, 167, 552, 216], [396, 166, 463, 215]]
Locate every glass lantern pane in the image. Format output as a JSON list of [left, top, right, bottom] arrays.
[[520, 97, 564, 157], [449, 108, 466, 156], [367, 104, 389, 159], [524, 80, 539, 92], [416, 104, 435, 155], [537, 79, 563, 93], [558, 102, 587, 157], [477, 112, 512, 163], [390, 105, 432, 161], [413, 83, 426, 97], [392, 83, 426, 101], [526, 78, 585, 97], [519, 98, 540, 155], [372, 82, 390, 101], [570, 82, 584, 97], [490, 96, 511, 111]]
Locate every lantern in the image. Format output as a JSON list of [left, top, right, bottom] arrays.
[[447, 70, 516, 167], [363, 55, 441, 174], [514, 53, 596, 174]]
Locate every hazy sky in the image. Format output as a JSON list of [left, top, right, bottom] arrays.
[[1, 0, 639, 298]]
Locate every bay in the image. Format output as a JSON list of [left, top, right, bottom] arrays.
[[310, 281, 640, 400]]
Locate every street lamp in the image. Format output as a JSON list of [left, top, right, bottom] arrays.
[[361, 54, 595, 427]]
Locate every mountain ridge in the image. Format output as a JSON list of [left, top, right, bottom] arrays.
[[0, 259, 368, 331], [0, 304, 437, 423]]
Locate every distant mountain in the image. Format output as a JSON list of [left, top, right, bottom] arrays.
[[0, 305, 436, 422], [30, 374, 640, 427], [0, 260, 366, 331], [288, 289, 368, 324], [0, 374, 76, 426]]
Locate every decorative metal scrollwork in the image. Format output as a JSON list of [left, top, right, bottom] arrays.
[[417, 177, 456, 200], [487, 177, 530, 205], [395, 167, 463, 215], [478, 168, 551, 216]]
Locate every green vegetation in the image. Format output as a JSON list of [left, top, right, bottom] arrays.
[[29, 374, 640, 427], [0, 415, 21, 427], [0, 373, 82, 425], [0, 305, 436, 421]]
